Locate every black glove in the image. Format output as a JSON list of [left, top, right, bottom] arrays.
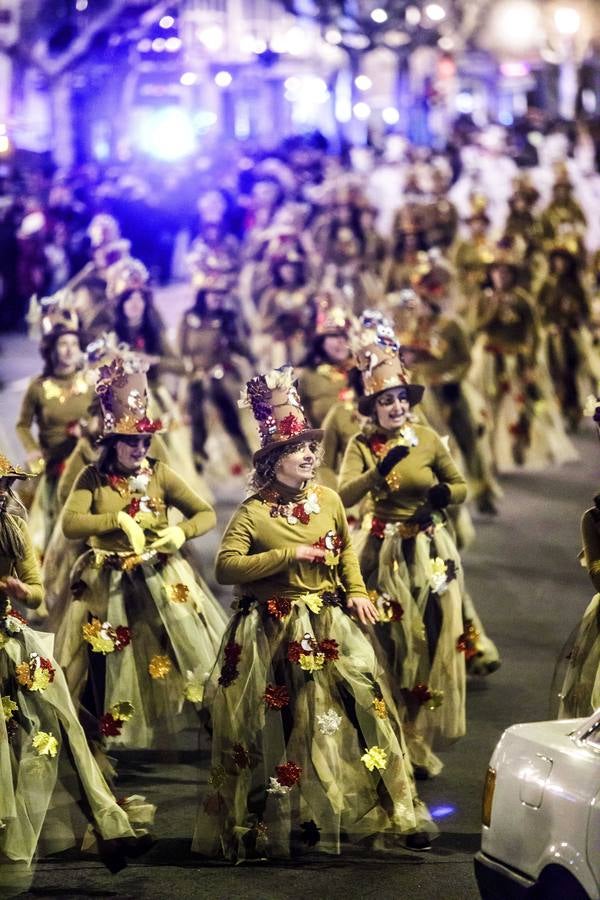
[[427, 483, 452, 509], [377, 445, 410, 477], [406, 503, 434, 529]]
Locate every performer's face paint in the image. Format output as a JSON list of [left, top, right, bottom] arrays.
[[114, 436, 152, 472], [375, 388, 410, 431]]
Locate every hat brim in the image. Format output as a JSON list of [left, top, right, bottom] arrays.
[[358, 384, 424, 415], [253, 429, 324, 463], [99, 427, 166, 442]]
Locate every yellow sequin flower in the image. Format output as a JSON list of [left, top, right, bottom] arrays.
[[299, 593, 324, 615], [299, 652, 325, 672], [32, 731, 59, 758], [82, 620, 115, 654], [148, 655, 172, 679], [1, 696, 17, 720], [372, 698, 388, 719], [361, 746, 388, 772], [110, 701, 135, 722], [167, 583, 189, 604]]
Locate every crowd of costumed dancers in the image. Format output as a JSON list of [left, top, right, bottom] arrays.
[[3, 129, 600, 890]]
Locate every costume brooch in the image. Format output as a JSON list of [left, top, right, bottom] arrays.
[[262, 487, 321, 525]]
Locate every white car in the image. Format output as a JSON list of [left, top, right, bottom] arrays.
[[475, 709, 600, 899]]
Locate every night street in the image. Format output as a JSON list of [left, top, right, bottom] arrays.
[[0, 286, 595, 900]]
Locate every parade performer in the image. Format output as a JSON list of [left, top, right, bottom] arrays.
[[0, 453, 153, 892], [453, 196, 496, 333], [257, 248, 315, 368], [16, 301, 94, 556], [54, 357, 226, 749], [178, 264, 254, 472], [537, 235, 596, 432], [558, 396, 600, 718], [469, 247, 578, 472], [193, 367, 434, 861], [68, 214, 130, 346], [337, 328, 492, 776], [297, 301, 354, 428]]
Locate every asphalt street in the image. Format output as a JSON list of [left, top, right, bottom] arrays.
[[0, 285, 596, 900]]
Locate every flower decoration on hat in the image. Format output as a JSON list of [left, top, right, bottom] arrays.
[[95, 356, 163, 438], [106, 256, 149, 302], [239, 366, 323, 462]]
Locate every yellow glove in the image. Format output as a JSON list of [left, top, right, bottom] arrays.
[[117, 511, 146, 555], [149, 525, 186, 554]]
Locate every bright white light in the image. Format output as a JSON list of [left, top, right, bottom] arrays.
[[159, 15, 175, 29], [554, 6, 581, 35], [199, 25, 224, 52], [353, 101, 371, 120], [165, 36, 182, 52], [405, 5, 422, 25], [180, 71, 198, 86], [371, 7, 388, 23], [382, 106, 400, 125], [194, 110, 218, 133], [425, 3, 446, 22], [438, 35, 454, 50], [325, 28, 342, 44], [252, 38, 268, 53], [137, 38, 152, 52], [0, 123, 6, 135], [0, 135, 9, 154], [215, 70, 233, 87], [75, 0, 88, 10], [152, 37, 166, 52], [283, 26, 308, 55], [285, 75, 329, 104], [492, 1, 542, 50], [355, 75, 372, 91], [456, 92, 474, 113], [138, 107, 196, 161]]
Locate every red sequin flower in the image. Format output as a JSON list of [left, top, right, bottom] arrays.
[[278, 413, 305, 437], [232, 743, 251, 769], [410, 683, 432, 704], [218, 641, 242, 687], [267, 596, 292, 620], [369, 434, 388, 457], [114, 626, 132, 652], [371, 517, 387, 540], [127, 498, 141, 518], [100, 713, 123, 737], [318, 639, 340, 661], [137, 416, 162, 434], [264, 683, 290, 709], [291, 504, 310, 525], [275, 761, 302, 787], [287, 641, 303, 663]]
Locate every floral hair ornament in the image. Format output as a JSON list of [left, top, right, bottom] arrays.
[[239, 366, 323, 462], [95, 355, 164, 440]]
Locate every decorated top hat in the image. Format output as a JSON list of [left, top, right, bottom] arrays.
[[39, 297, 80, 341], [314, 296, 352, 337], [88, 214, 121, 249], [465, 193, 491, 224], [353, 324, 424, 414], [95, 356, 164, 440], [239, 366, 323, 463], [487, 236, 526, 270], [106, 257, 149, 302], [187, 242, 238, 294], [0, 452, 37, 481]]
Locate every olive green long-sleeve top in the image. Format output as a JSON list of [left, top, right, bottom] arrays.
[[338, 423, 467, 520], [16, 372, 95, 464], [62, 459, 216, 552], [215, 481, 368, 602], [297, 364, 352, 428], [0, 516, 43, 609], [413, 316, 471, 385], [581, 507, 600, 593]]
